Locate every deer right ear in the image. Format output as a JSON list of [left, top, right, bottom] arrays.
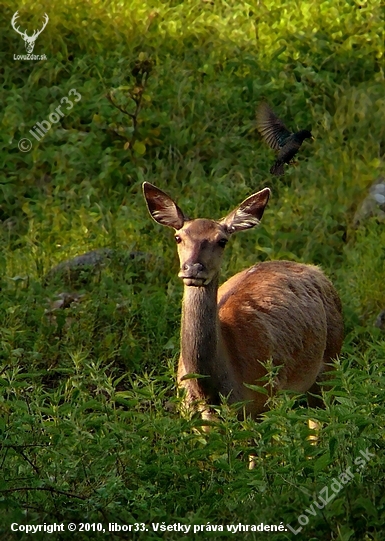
[[142, 182, 185, 230]]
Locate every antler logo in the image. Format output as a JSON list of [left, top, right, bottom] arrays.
[[11, 11, 49, 53]]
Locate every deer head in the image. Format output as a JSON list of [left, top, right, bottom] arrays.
[[11, 11, 49, 53], [143, 182, 270, 287]]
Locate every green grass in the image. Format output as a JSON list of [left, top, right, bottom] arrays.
[[1, 0, 385, 539]]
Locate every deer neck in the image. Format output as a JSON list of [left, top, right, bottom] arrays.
[[180, 277, 234, 402]]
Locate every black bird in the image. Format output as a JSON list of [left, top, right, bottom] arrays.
[[256, 102, 313, 176]]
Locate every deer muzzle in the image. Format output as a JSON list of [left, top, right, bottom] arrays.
[[178, 262, 209, 286]]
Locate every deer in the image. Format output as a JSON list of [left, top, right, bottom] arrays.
[[11, 11, 49, 54], [142, 182, 343, 425]]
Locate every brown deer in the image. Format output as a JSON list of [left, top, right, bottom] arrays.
[[143, 182, 343, 422]]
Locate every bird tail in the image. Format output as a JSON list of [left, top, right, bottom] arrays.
[[270, 161, 285, 176]]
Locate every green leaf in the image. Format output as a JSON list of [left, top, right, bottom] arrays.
[[133, 140, 146, 155], [329, 436, 338, 460], [180, 373, 210, 381], [314, 452, 332, 473], [243, 383, 268, 395]]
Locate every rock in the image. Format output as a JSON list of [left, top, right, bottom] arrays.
[[44, 291, 84, 328], [46, 291, 84, 311], [44, 248, 154, 286], [353, 177, 385, 226], [374, 310, 385, 331]]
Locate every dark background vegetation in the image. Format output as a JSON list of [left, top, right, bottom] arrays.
[[1, 0, 384, 539]]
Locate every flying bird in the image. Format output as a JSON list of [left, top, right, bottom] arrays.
[[256, 102, 313, 176]]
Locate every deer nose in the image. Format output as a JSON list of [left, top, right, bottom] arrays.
[[182, 262, 204, 274]]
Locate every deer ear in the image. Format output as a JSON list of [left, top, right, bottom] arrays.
[[220, 188, 270, 233], [142, 182, 185, 230]]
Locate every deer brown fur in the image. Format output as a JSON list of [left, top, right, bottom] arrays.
[[143, 182, 343, 420]]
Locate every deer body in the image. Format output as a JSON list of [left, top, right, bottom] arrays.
[[143, 183, 343, 419]]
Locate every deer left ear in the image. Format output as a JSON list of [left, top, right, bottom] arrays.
[[220, 188, 270, 233]]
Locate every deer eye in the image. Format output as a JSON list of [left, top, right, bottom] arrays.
[[175, 235, 182, 244], [218, 238, 228, 248]]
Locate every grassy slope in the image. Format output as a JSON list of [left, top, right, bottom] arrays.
[[1, 0, 385, 539]]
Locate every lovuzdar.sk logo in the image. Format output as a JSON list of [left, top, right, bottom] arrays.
[[11, 11, 48, 59]]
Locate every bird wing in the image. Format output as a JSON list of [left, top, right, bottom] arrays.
[[256, 102, 292, 150]]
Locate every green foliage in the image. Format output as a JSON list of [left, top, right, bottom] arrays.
[[1, 0, 385, 539]]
